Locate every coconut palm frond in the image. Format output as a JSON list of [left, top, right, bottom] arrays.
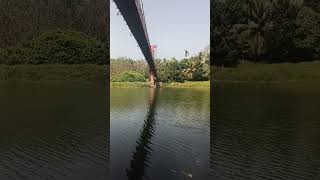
[[232, 24, 250, 32], [290, 0, 304, 9]]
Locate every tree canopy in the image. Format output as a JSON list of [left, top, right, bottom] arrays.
[[212, 0, 320, 66]]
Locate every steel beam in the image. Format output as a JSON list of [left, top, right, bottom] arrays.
[[113, 0, 157, 77]]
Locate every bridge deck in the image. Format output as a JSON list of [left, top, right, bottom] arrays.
[[113, 0, 157, 76]]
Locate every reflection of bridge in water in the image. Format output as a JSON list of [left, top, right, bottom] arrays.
[[126, 88, 158, 180], [113, 0, 157, 85]]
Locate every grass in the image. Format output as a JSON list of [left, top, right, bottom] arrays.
[[110, 82, 149, 88], [0, 65, 209, 88], [0, 64, 108, 83], [161, 81, 209, 88], [212, 61, 320, 82], [111, 81, 210, 88]]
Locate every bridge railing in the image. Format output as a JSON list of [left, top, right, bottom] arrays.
[[135, 0, 150, 44]]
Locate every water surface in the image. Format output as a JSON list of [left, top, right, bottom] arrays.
[[0, 81, 109, 180], [211, 82, 320, 179], [111, 87, 210, 180]]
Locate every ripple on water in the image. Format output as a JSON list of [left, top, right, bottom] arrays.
[[210, 83, 320, 179], [0, 82, 109, 180], [111, 88, 210, 180]]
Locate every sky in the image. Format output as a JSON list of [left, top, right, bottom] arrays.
[[110, 0, 210, 60]]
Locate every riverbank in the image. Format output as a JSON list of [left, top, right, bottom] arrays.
[[111, 81, 210, 88], [212, 61, 320, 82], [0, 65, 108, 83]]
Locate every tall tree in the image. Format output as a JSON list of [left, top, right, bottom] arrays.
[[233, 0, 273, 61]]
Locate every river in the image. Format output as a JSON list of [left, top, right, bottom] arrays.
[[0, 81, 109, 180], [111, 87, 210, 180], [2, 81, 317, 179], [211, 82, 320, 179]]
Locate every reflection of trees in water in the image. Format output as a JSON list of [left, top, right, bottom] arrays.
[[126, 88, 158, 180], [210, 84, 215, 175]]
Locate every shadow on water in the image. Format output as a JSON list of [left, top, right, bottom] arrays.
[[126, 88, 158, 180]]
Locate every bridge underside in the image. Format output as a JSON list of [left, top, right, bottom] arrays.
[[114, 0, 157, 78]]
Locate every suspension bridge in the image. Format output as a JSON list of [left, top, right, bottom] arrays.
[[113, 0, 158, 86]]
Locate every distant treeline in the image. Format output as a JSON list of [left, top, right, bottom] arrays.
[[212, 0, 320, 66], [1, 0, 109, 47], [111, 52, 210, 82]]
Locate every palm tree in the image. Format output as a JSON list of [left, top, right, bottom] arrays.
[[233, 0, 273, 61], [288, 0, 304, 20]]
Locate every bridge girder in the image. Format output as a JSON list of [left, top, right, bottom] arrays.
[[113, 0, 157, 78]]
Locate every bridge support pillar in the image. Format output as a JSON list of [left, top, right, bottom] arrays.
[[149, 70, 156, 86]]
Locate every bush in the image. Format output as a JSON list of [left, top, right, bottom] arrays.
[[157, 59, 186, 83], [111, 71, 146, 82], [0, 30, 108, 65], [295, 7, 320, 59]]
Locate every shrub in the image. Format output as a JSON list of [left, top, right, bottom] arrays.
[[157, 59, 187, 83], [111, 71, 146, 82], [0, 30, 108, 65]]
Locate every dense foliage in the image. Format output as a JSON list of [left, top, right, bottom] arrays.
[[111, 52, 210, 82], [0, 0, 108, 48], [110, 57, 148, 77], [111, 71, 146, 82], [212, 0, 320, 66], [0, 30, 108, 65]]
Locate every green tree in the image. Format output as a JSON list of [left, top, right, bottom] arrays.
[[264, 0, 304, 61], [111, 71, 146, 82], [294, 6, 320, 59], [212, 0, 246, 66], [157, 58, 186, 82], [233, 0, 273, 61]]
